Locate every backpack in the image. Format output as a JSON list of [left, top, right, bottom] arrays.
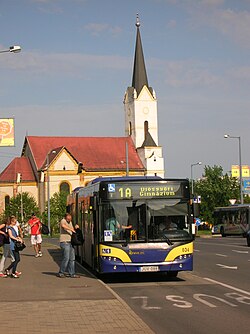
[[41, 223, 49, 235], [71, 229, 84, 246]]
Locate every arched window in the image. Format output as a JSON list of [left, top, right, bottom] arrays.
[[5, 195, 10, 209], [60, 182, 70, 194], [129, 122, 132, 136], [144, 121, 149, 140]]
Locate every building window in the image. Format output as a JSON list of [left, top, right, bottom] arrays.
[[129, 122, 132, 136], [144, 121, 149, 140], [60, 182, 70, 194], [5, 195, 10, 210]]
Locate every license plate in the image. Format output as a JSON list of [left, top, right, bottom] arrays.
[[139, 266, 159, 272]]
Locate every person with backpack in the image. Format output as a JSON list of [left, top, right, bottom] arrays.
[[27, 213, 42, 258], [5, 216, 23, 278], [57, 213, 80, 278], [0, 218, 14, 278]]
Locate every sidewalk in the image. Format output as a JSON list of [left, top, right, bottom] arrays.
[[0, 239, 154, 334]]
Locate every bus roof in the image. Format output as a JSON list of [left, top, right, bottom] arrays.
[[89, 176, 162, 185]]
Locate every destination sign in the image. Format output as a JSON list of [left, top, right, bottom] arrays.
[[102, 182, 185, 199]]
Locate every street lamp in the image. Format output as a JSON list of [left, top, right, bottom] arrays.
[[191, 162, 202, 195], [224, 134, 243, 204], [0, 45, 21, 54], [47, 150, 56, 236], [16, 173, 24, 224]]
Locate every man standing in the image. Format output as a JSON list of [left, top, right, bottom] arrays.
[[28, 213, 42, 258], [57, 213, 80, 278]]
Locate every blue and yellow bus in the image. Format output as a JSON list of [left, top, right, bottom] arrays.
[[67, 177, 194, 276]]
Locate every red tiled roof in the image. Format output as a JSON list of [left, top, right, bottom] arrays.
[[0, 157, 35, 183], [23, 136, 145, 171]]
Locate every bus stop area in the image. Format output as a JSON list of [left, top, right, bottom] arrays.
[[0, 239, 153, 334]]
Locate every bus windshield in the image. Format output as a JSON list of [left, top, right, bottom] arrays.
[[101, 199, 190, 243]]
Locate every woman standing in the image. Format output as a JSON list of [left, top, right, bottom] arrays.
[[0, 218, 14, 278], [6, 216, 23, 278]]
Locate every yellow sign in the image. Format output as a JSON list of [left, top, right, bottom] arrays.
[[0, 118, 15, 147], [231, 165, 250, 178]]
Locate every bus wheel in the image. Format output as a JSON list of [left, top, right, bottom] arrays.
[[167, 271, 178, 278], [220, 227, 226, 237]]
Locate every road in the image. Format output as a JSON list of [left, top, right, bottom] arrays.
[[194, 236, 249, 291], [105, 236, 250, 334]]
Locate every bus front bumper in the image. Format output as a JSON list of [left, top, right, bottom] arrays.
[[99, 255, 193, 273]]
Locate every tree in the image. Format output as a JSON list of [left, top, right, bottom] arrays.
[[194, 165, 239, 224], [3, 192, 40, 223], [43, 191, 68, 235]]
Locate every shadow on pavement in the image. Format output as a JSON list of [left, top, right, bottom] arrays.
[[46, 248, 94, 279]]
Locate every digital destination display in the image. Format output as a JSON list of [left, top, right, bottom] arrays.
[[103, 182, 185, 199]]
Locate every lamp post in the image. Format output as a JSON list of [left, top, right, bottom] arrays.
[[0, 45, 21, 54], [17, 173, 24, 223], [47, 150, 56, 236], [191, 162, 202, 195], [224, 134, 243, 204]]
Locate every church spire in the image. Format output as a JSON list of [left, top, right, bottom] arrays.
[[132, 14, 149, 95]]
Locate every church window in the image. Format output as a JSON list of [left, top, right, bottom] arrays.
[[129, 122, 132, 136], [60, 182, 70, 194], [144, 121, 149, 140]]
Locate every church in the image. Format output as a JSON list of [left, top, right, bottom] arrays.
[[0, 17, 165, 215]]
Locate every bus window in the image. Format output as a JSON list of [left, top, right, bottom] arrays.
[[101, 201, 147, 242], [147, 200, 189, 241]]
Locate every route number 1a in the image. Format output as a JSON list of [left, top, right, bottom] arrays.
[[119, 187, 132, 198]]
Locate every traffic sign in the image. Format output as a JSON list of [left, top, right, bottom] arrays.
[[195, 218, 201, 226]]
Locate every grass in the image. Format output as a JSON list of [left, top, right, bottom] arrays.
[[196, 229, 212, 236]]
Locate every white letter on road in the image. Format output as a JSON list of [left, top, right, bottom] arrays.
[[166, 295, 192, 308], [193, 294, 237, 308], [225, 293, 250, 305], [131, 296, 161, 310]]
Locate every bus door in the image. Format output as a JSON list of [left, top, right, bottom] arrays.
[[90, 195, 99, 270]]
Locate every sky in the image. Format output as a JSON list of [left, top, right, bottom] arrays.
[[0, 0, 250, 181]]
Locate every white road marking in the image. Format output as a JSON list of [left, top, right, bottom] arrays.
[[131, 296, 162, 310], [193, 293, 237, 308], [216, 264, 238, 270], [232, 250, 248, 254], [215, 253, 227, 257], [203, 277, 250, 296]]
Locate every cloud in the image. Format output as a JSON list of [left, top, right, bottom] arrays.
[[167, 19, 177, 28], [149, 58, 221, 88], [178, 1, 250, 48], [84, 22, 122, 37], [2, 49, 250, 92], [210, 9, 250, 47], [0, 51, 130, 76]]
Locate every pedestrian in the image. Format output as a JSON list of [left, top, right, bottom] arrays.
[[0, 218, 14, 278], [5, 216, 23, 278], [28, 213, 42, 258], [57, 213, 80, 278]]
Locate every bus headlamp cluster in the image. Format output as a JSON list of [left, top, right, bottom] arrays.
[[176, 254, 191, 261], [102, 256, 119, 262]]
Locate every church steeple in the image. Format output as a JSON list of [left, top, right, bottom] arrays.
[[123, 15, 165, 178], [132, 14, 149, 95]]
